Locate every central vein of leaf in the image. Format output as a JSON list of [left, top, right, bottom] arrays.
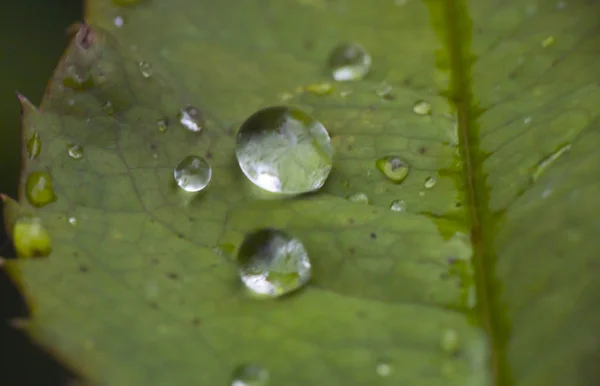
[[423, 0, 511, 384]]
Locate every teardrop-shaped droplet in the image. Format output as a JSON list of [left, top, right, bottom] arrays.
[[390, 200, 406, 212], [328, 42, 371, 81], [347, 192, 370, 204], [231, 364, 270, 386], [67, 143, 84, 160], [12, 216, 52, 258], [139, 61, 153, 78], [26, 132, 42, 160], [25, 171, 57, 208], [235, 106, 334, 195], [236, 228, 312, 298], [413, 100, 432, 116], [424, 176, 437, 189], [304, 82, 334, 96], [157, 119, 168, 133], [173, 155, 212, 192], [376, 156, 410, 183], [178, 105, 204, 132]]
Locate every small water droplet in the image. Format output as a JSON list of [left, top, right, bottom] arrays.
[[523, 116, 532, 125], [376, 361, 392, 377], [390, 200, 406, 212], [531, 143, 571, 182], [440, 328, 460, 355], [67, 143, 84, 160], [157, 119, 168, 133], [13, 216, 52, 258], [113, 16, 124, 27], [235, 106, 334, 195], [413, 100, 432, 116], [304, 82, 334, 96], [173, 155, 212, 192], [376, 82, 395, 100], [68, 216, 77, 226], [178, 105, 204, 132], [63, 65, 93, 90], [347, 192, 370, 204], [104, 100, 115, 115], [424, 176, 437, 189], [376, 156, 410, 183], [231, 364, 270, 386], [25, 171, 57, 208], [328, 42, 371, 81], [237, 228, 311, 298], [138, 61, 153, 78], [26, 132, 42, 160], [541, 36, 556, 48]]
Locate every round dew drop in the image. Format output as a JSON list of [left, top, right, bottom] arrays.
[[390, 199, 406, 212], [347, 192, 370, 204], [231, 364, 270, 386], [236, 228, 312, 299], [25, 171, 57, 208], [67, 143, 84, 160], [424, 176, 437, 189], [173, 155, 212, 192], [412, 100, 432, 116], [328, 42, 372, 81], [178, 105, 204, 132], [138, 61, 153, 78], [235, 106, 334, 195], [376, 156, 409, 183], [13, 216, 52, 258]]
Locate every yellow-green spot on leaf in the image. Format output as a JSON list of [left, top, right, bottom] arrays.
[[26, 132, 41, 160], [541, 36, 556, 48], [13, 216, 52, 258], [304, 82, 334, 96], [25, 171, 57, 208]]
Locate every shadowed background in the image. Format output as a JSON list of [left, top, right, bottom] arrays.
[[0, 0, 82, 384]]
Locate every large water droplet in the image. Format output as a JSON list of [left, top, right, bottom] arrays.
[[67, 143, 84, 160], [236, 228, 312, 298], [139, 61, 153, 78], [25, 171, 57, 208], [13, 216, 52, 258], [390, 200, 406, 212], [178, 105, 204, 132], [231, 364, 270, 386], [173, 155, 212, 192], [412, 100, 432, 116], [347, 192, 370, 204], [376, 156, 410, 183], [328, 42, 371, 81], [26, 132, 42, 160], [235, 106, 333, 195], [424, 176, 437, 189]]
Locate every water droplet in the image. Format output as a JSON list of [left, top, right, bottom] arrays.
[[440, 328, 460, 355], [25, 171, 57, 208], [531, 143, 571, 182], [26, 132, 42, 160], [139, 61, 153, 78], [413, 100, 432, 116], [236, 228, 312, 298], [173, 155, 212, 192], [541, 36, 556, 48], [390, 200, 406, 212], [12, 216, 52, 258], [523, 116, 532, 125], [178, 105, 204, 132], [68, 216, 77, 226], [376, 361, 392, 377], [304, 82, 334, 96], [235, 106, 334, 195], [424, 176, 437, 189], [328, 42, 371, 81], [231, 364, 270, 386], [347, 192, 370, 204], [103, 100, 115, 115], [67, 143, 84, 160], [376, 82, 395, 100], [63, 65, 93, 90], [157, 119, 168, 133], [376, 156, 410, 183], [113, 16, 124, 27]]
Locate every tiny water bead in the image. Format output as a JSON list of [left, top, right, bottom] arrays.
[[25, 171, 57, 208], [424, 176, 437, 189], [235, 106, 334, 195], [138, 60, 153, 78], [173, 155, 212, 192], [412, 100, 432, 116], [156, 119, 168, 133], [178, 105, 204, 132], [376, 156, 410, 183], [390, 200, 406, 212], [26, 132, 42, 160], [328, 42, 371, 81], [68, 216, 78, 226], [440, 328, 460, 355], [304, 82, 334, 96], [541, 36, 556, 48], [347, 192, 370, 204], [67, 143, 84, 160], [231, 364, 270, 386], [13, 216, 52, 258], [236, 228, 312, 298]]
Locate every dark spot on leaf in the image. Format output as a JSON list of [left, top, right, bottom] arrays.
[[349, 247, 356, 255], [206, 151, 213, 159], [418, 147, 426, 154], [303, 39, 314, 51], [356, 310, 367, 318], [73, 252, 79, 257], [439, 272, 450, 279], [75, 24, 95, 50], [79, 265, 89, 273], [149, 302, 159, 310], [370, 232, 377, 239], [368, 104, 377, 111], [166, 272, 179, 280], [382, 92, 396, 101], [150, 257, 159, 265], [192, 317, 201, 326], [348, 218, 355, 225], [508, 71, 517, 79], [455, 202, 462, 208], [447, 257, 458, 265], [177, 233, 184, 239], [347, 144, 353, 151]]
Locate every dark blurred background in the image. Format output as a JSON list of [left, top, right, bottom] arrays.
[[1, 0, 83, 384]]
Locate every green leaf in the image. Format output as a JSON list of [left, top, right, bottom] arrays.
[[4, 0, 600, 385]]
